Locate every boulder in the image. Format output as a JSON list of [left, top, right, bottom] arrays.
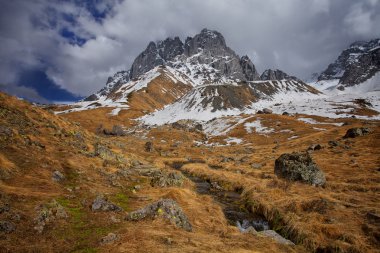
[[52, 171, 65, 182], [100, 233, 119, 245], [126, 199, 192, 231], [111, 125, 126, 136], [274, 152, 326, 186], [307, 144, 322, 151], [34, 199, 68, 233], [282, 112, 289, 116], [328, 140, 339, 147], [344, 127, 371, 138], [150, 171, 185, 187], [258, 230, 295, 245], [91, 195, 123, 212], [263, 108, 273, 114], [145, 142, 154, 152]]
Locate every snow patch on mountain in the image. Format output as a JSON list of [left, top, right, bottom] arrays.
[[310, 71, 380, 93]]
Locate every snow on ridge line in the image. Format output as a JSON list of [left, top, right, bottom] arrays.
[[309, 72, 380, 93], [139, 89, 322, 125], [55, 67, 167, 114], [140, 87, 380, 125]]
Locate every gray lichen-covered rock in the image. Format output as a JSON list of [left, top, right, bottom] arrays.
[[52, 170, 65, 182], [150, 171, 185, 188], [34, 199, 68, 233], [91, 195, 123, 212], [258, 230, 295, 245], [126, 199, 192, 231], [274, 152, 326, 186], [100, 233, 119, 245], [344, 127, 371, 138]]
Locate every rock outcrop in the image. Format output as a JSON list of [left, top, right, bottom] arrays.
[[91, 195, 123, 212], [126, 199, 192, 231], [344, 127, 371, 138]]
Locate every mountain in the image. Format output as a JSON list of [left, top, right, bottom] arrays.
[[67, 28, 319, 122], [314, 38, 380, 91], [260, 69, 298, 81]]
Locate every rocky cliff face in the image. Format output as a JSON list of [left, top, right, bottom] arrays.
[[128, 28, 261, 85], [130, 37, 184, 79], [260, 69, 294, 81], [317, 39, 380, 86], [240, 55, 261, 81]]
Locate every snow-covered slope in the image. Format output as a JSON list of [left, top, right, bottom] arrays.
[[140, 80, 321, 125], [56, 66, 192, 114]]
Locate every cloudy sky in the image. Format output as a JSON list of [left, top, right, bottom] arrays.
[[0, 0, 379, 103]]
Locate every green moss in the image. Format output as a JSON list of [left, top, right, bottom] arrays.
[[56, 197, 85, 226], [54, 197, 119, 252], [111, 192, 129, 211]]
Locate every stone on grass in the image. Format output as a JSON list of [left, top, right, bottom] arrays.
[[259, 230, 295, 245], [274, 152, 326, 186], [34, 199, 68, 233], [126, 199, 192, 231], [100, 233, 119, 245], [150, 171, 185, 188], [344, 127, 371, 138], [307, 144, 322, 151], [52, 171, 65, 182], [92, 195, 123, 212]]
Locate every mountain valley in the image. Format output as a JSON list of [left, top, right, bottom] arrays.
[[1, 28, 379, 253]]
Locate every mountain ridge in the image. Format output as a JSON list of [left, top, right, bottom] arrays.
[[314, 38, 380, 91]]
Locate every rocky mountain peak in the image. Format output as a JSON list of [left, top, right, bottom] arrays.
[[260, 69, 291, 80], [317, 38, 380, 86], [184, 28, 227, 56], [240, 55, 260, 81], [127, 28, 262, 84]]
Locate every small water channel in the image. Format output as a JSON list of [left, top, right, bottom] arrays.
[[169, 161, 270, 232]]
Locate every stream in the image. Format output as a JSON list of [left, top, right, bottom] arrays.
[[169, 161, 270, 232]]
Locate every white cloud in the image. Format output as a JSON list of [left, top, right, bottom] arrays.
[[0, 0, 379, 98]]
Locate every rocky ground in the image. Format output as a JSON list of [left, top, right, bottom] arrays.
[[0, 91, 379, 252]]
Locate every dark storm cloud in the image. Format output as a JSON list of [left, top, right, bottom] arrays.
[[0, 0, 379, 99], [0, 83, 49, 104]]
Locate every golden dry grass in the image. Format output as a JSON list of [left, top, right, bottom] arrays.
[[1, 91, 379, 252]]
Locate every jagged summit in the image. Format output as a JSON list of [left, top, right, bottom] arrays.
[[128, 28, 260, 85], [316, 38, 380, 90], [260, 69, 295, 81]]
